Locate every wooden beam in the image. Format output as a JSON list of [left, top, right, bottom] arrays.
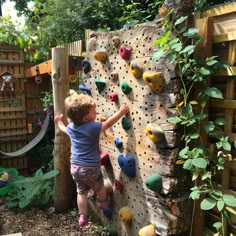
[[214, 32, 236, 43], [200, 2, 236, 18], [52, 47, 72, 213], [24, 59, 52, 78], [209, 99, 236, 109], [214, 66, 236, 76]]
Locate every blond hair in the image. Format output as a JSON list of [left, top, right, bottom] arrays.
[[65, 93, 95, 125]]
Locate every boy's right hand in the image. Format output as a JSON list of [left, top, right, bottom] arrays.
[[119, 104, 129, 116], [54, 114, 63, 124]]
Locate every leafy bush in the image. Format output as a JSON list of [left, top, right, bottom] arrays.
[[3, 168, 59, 209]]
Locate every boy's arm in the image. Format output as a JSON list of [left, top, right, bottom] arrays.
[[101, 104, 129, 132], [54, 114, 67, 133]]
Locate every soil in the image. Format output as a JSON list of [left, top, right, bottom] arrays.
[[0, 198, 109, 236]]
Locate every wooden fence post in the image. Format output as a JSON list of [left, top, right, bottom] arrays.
[[52, 47, 72, 212]]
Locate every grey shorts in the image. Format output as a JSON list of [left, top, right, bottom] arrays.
[[70, 164, 104, 194]]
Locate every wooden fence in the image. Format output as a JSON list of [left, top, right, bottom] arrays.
[[194, 2, 236, 235]]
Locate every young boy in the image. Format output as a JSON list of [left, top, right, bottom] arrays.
[[54, 92, 129, 226]]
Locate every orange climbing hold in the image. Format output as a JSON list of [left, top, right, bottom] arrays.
[[93, 51, 108, 63]]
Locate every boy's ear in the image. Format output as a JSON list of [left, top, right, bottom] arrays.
[[83, 115, 88, 122]]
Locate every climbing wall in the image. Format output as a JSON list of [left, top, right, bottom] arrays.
[[82, 23, 192, 236]]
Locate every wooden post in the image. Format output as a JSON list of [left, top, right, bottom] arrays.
[[52, 47, 72, 212]]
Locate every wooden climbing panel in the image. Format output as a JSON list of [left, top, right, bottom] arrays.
[[82, 23, 191, 236]]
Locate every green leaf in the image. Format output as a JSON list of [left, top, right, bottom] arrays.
[[192, 158, 207, 169], [199, 67, 211, 75], [192, 172, 199, 181], [204, 121, 215, 134], [207, 59, 218, 66], [217, 200, 225, 212], [42, 169, 60, 180], [166, 53, 176, 63], [202, 171, 211, 180], [180, 45, 195, 55], [205, 87, 223, 99], [215, 118, 225, 126], [213, 222, 222, 232], [179, 146, 189, 158], [181, 104, 193, 116], [183, 159, 193, 170], [152, 49, 165, 62], [167, 116, 182, 123], [201, 197, 216, 210], [223, 194, 236, 207], [170, 42, 182, 52], [190, 190, 200, 200], [183, 28, 199, 38], [223, 142, 231, 151], [174, 16, 188, 26]]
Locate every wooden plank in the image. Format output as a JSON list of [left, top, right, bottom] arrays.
[[200, 2, 236, 18], [214, 32, 236, 43], [0, 130, 27, 138], [0, 114, 26, 120], [0, 124, 26, 129], [0, 106, 25, 112], [24, 59, 52, 78], [209, 99, 236, 109], [214, 66, 236, 76]]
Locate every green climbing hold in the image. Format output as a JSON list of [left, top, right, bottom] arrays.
[[144, 173, 162, 193], [121, 117, 131, 130], [121, 81, 132, 94], [106, 224, 118, 236], [95, 78, 106, 93]]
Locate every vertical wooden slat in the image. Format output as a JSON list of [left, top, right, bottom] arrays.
[[192, 16, 214, 236]]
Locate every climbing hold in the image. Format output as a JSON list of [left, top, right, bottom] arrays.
[[100, 151, 109, 166], [130, 61, 143, 78], [79, 84, 91, 95], [93, 51, 108, 63], [118, 154, 136, 177], [109, 93, 118, 102], [114, 179, 123, 191], [121, 81, 132, 94], [106, 224, 118, 236], [99, 116, 107, 122], [121, 117, 131, 130], [114, 137, 123, 148], [144, 173, 162, 193], [119, 45, 131, 60], [104, 179, 113, 194], [145, 124, 164, 143], [82, 59, 91, 74], [119, 207, 132, 223], [112, 36, 120, 48], [110, 72, 118, 81], [138, 224, 155, 236], [95, 78, 106, 93], [103, 207, 112, 218], [143, 71, 164, 93]]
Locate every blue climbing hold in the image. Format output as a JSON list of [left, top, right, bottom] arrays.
[[118, 155, 136, 177], [114, 137, 123, 148], [79, 84, 91, 94]]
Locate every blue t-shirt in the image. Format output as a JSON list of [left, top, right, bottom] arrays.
[[66, 121, 102, 167]]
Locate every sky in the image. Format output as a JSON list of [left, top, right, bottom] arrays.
[[2, 0, 33, 25]]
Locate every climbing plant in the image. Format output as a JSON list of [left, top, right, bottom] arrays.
[[153, 8, 236, 236]]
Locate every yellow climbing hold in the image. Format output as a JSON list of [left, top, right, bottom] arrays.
[[138, 224, 155, 236], [143, 71, 164, 93], [119, 207, 132, 223]]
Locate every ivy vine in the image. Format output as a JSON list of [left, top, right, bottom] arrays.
[[153, 8, 236, 236]]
